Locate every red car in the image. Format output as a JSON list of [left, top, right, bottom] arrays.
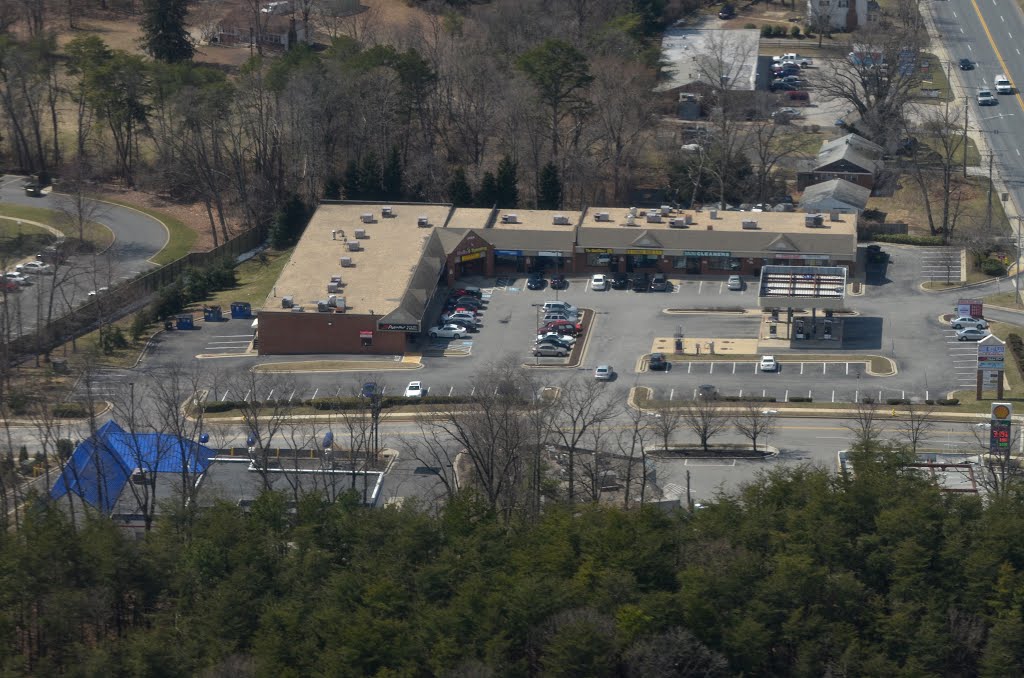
[[1, 280, 19, 293], [539, 320, 581, 336]]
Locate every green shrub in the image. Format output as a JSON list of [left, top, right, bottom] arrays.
[[99, 326, 128, 354], [886, 398, 910, 405], [57, 438, 74, 459], [130, 309, 153, 342], [861, 396, 875, 404], [867, 233, 945, 246], [938, 398, 960, 406], [744, 22, 757, 29], [790, 25, 801, 37], [788, 396, 812, 402], [53, 403, 88, 418], [981, 257, 1007, 276], [761, 24, 773, 37], [723, 395, 777, 402], [200, 401, 238, 413], [925, 399, 935, 405]]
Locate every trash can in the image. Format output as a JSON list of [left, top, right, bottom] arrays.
[[176, 314, 195, 330], [230, 301, 252, 319], [203, 305, 223, 322]]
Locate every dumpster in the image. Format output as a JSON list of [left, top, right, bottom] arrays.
[[203, 305, 223, 322], [176, 314, 195, 330], [230, 301, 252, 319]]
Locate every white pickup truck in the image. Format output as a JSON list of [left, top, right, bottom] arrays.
[[772, 53, 812, 67]]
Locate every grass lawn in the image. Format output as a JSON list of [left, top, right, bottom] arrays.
[[0, 203, 113, 251], [918, 135, 981, 168], [949, 320, 1024, 407], [199, 248, 291, 310], [0, 221, 55, 259], [984, 290, 1024, 308], [100, 198, 197, 265], [866, 174, 1010, 236], [914, 54, 953, 102]]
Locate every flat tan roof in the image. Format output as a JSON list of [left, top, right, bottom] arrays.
[[493, 209, 583, 231], [581, 206, 856, 235], [264, 203, 451, 314], [444, 208, 491, 230]]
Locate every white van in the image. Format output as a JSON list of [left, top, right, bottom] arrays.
[[995, 75, 1013, 94]]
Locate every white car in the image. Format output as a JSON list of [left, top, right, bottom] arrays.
[[949, 316, 988, 330], [727, 275, 743, 290], [17, 261, 52, 275], [591, 274, 608, 291], [978, 89, 997, 106], [428, 324, 467, 339], [537, 332, 576, 346], [759, 355, 778, 372], [404, 381, 425, 398], [4, 271, 30, 286], [594, 364, 613, 381]]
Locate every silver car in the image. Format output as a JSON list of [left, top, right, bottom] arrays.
[[956, 328, 989, 341], [949, 316, 987, 330], [534, 344, 569, 357]]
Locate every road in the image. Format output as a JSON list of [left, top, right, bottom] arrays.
[[0, 175, 168, 335], [930, 0, 1024, 210]]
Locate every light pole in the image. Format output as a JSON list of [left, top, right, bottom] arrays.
[[532, 304, 542, 365]]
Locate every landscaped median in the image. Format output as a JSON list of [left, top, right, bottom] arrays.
[[253, 360, 422, 373], [628, 386, 962, 411]]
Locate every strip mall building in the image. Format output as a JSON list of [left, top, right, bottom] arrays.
[[256, 202, 858, 355]]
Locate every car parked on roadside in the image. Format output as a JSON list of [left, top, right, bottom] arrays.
[[404, 381, 425, 398], [443, 311, 479, 325], [591, 274, 608, 291], [360, 382, 379, 399], [950, 316, 988, 329], [1, 280, 19, 293], [632, 273, 649, 292], [649, 273, 670, 291], [648, 353, 668, 371], [610, 272, 629, 290], [446, 317, 478, 332], [539, 320, 581, 336], [429, 324, 468, 339], [4, 272, 30, 286], [957, 328, 990, 341], [452, 286, 482, 298], [550, 274, 568, 290], [698, 384, 719, 399], [542, 301, 578, 315], [727, 275, 743, 290], [527, 272, 546, 290], [534, 344, 569, 357], [17, 261, 52, 275], [453, 295, 484, 308], [759, 356, 778, 372]]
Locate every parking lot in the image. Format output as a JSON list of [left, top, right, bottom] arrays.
[[918, 248, 964, 284]]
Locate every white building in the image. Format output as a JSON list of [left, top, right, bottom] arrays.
[[807, 0, 872, 32]]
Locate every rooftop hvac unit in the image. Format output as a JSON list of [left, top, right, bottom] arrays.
[[829, 209, 841, 221], [741, 220, 759, 230], [805, 214, 825, 228], [347, 241, 361, 251], [669, 218, 688, 229], [340, 256, 353, 267], [382, 206, 394, 217], [354, 228, 367, 239], [684, 214, 693, 225], [626, 215, 636, 226], [595, 211, 611, 222], [290, 306, 304, 312], [553, 215, 570, 225], [335, 297, 346, 311], [660, 205, 672, 216], [709, 209, 718, 219], [331, 275, 342, 284], [628, 207, 638, 217], [281, 296, 294, 308], [417, 216, 430, 227], [317, 300, 330, 313], [646, 211, 662, 223], [360, 213, 373, 224], [328, 294, 337, 307], [327, 281, 340, 293]]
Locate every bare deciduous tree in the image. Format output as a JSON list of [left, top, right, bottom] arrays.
[[846, 399, 885, 448], [679, 398, 730, 453], [228, 371, 296, 491], [897, 401, 936, 454], [550, 376, 618, 503], [733, 402, 778, 453]]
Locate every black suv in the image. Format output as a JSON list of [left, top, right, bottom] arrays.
[[550, 274, 568, 290], [632, 273, 649, 292], [526, 272, 545, 290], [648, 353, 668, 371], [610, 272, 629, 289], [718, 4, 735, 18], [649, 273, 670, 292]]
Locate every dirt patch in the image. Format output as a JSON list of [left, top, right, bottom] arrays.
[[99, 187, 240, 252]]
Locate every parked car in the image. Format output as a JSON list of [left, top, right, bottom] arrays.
[[404, 381, 425, 398], [429, 324, 468, 339], [591, 274, 608, 291], [23, 182, 43, 197], [542, 313, 574, 324], [453, 295, 484, 307], [443, 311, 479, 324], [648, 353, 668, 371], [542, 301, 578, 315], [537, 332, 576, 346], [534, 344, 569, 357], [359, 382, 379, 399], [17, 261, 51, 275], [718, 3, 735, 18], [632, 273, 649, 292], [950, 316, 988, 330], [772, 107, 803, 121], [727, 275, 743, 290], [527, 272, 546, 290], [539, 320, 581, 336], [550, 274, 568, 290], [770, 81, 800, 92], [978, 89, 997, 106], [649, 273, 670, 292], [957, 328, 990, 341], [453, 286, 482, 298], [4, 272, 30, 286], [759, 355, 778, 372], [698, 384, 719, 399], [446, 317, 478, 332], [610, 272, 630, 289], [594, 365, 613, 381], [1, 280, 19, 293]]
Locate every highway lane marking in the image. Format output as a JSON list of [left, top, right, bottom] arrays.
[[954, 10, 957, 16], [971, 0, 1024, 115]]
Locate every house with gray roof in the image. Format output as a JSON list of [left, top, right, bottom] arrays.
[[799, 179, 871, 217], [797, 133, 884, 191]]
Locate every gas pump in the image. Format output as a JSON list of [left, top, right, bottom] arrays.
[[823, 319, 833, 340], [795, 319, 806, 340]]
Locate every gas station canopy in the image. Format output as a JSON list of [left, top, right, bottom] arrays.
[[757, 265, 847, 311]]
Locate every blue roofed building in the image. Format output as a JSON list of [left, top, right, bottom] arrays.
[[51, 420, 216, 530]]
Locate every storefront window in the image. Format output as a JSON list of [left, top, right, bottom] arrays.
[[673, 256, 688, 269], [495, 254, 521, 268], [587, 254, 612, 266], [630, 255, 659, 268], [706, 257, 741, 270]]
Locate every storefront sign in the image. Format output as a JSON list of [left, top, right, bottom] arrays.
[[359, 331, 373, 339], [773, 253, 827, 261], [626, 249, 663, 256], [460, 251, 485, 262], [978, 342, 1006, 370], [584, 248, 613, 254], [957, 298, 983, 319], [538, 251, 564, 257], [495, 250, 522, 256], [683, 250, 731, 257], [378, 323, 419, 332]]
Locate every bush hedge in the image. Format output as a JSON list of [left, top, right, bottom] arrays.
[[788, 396, 813, 402], [867, 234, 945, 246], [53, 403, 88, 418], [722, 395, 777, 402], [886, 398, 910, 405], [1009, 334, 1024, 376], [938, 398, 960, 406], [981, 257, 1007, 276]]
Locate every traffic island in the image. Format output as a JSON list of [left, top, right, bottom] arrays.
[[253, 359, 422, 373]]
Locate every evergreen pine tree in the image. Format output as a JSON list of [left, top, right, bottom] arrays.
[[382, 146, 404, 200], [359, 152, 382, 200], [342, 160, 362, 200], [477, 171, 499, 207], [140, 0, 194, 63], [537, 162, 562, 209], [495, 155, 519, 208], [448, 167, 473, 206]]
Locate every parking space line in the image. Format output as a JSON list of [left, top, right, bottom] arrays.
[[800, 363, 804, 375], [832, 390, 835, 402], [448, 385, 454, 396], [709, 362, 714, 373], [311, 388, 318, 400], [698, 281, 703, 294], [243, 389, 251, 401], [822, 362, 826, 374], [732, 362, 736, 374], [669, 388, 675, 400], [718, 281, 724, 294], [688, 363, 692, 374], [287, 390, 295, 403], [784, 389, 789, 402]]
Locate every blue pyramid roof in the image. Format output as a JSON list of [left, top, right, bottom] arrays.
[[50, 419, 216, 514]]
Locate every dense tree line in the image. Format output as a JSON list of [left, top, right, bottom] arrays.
[[4, 442, 1024, 675]]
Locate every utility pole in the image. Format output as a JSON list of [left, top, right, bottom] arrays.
[[963, 96, 970, 178], [1016, 215, 1023, 307], [987, 152, 994, 230]]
